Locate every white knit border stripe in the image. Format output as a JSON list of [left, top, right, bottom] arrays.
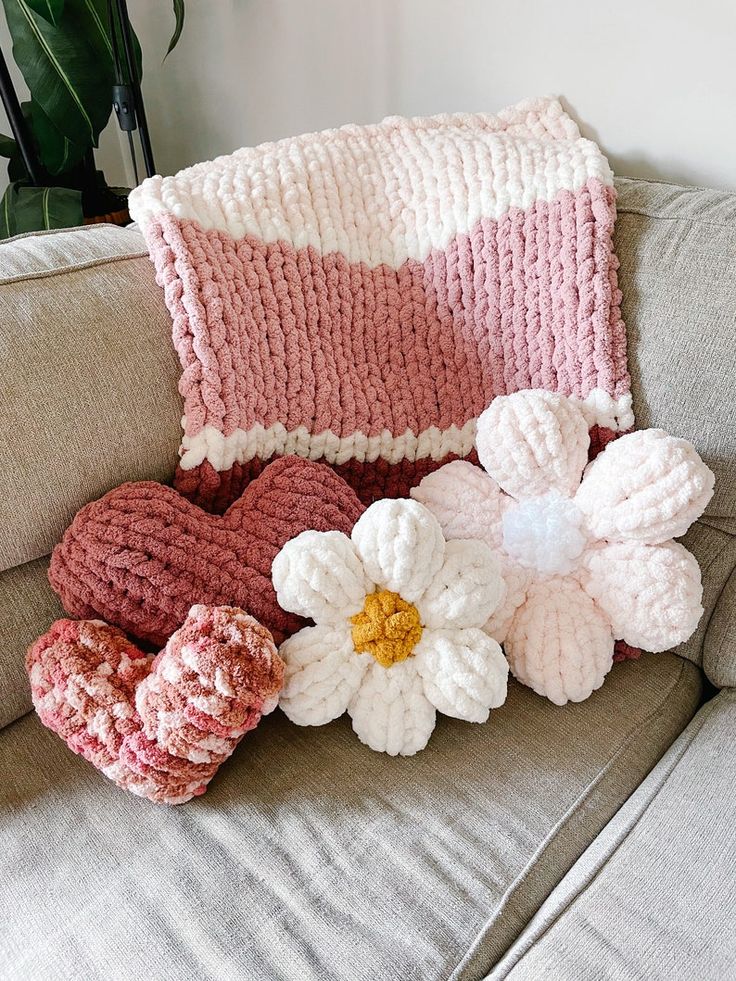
[[129, 98, 613, 268], [178, 390, 634, 472]]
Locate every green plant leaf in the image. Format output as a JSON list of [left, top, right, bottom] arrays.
[[2, 0, 114, 148], [164, 0, 184, 58], [24, 0, 64, 23], [0, 134, 18, 157], [0, 180, 83, 238], [78, 0, 143, 83], [29, 97, 86, 174]]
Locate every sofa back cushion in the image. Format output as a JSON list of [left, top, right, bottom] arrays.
[[0, 224, 183, 728], [0, 224, 182, 572], [614, 178, 736, 686]]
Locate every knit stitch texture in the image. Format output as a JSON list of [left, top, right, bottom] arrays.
[[413, 390, 714, 704], [128, 96, 632, 511], [48, 456, 364, 647], [26, 605, 284, 804], [272, 498, 508, 756]]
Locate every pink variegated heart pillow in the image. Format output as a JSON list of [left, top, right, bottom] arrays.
[[413, 390, 714, 705], [27, 605, 284, 804]]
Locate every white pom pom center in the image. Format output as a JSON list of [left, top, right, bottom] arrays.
[[502, 492, 588, 576]]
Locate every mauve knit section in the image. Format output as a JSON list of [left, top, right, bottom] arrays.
[[48, 457, 365, 647], [174, 451, 481, 512], [149, 178, 628, 511]]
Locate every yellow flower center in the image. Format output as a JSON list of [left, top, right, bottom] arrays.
[[350, 589, 423, 668]]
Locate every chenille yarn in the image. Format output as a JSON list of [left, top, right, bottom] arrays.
[[272, 498, 508, 756], [413, 390, 714, 705], [128, 96, 632, 511], [48, 456, 365, 647], [26, 605, 284, 804]]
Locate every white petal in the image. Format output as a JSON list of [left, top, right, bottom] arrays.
[[351, 498, 445, 603], [417, 539, 504, 629], [580, 541, 703, 652], [411, 460, 510, 549], [415, 628, 508, 722], [278, 624, 368, 726], [476, 390, 590, 499], [272, 530, 371, 623], [575, 430, 714, 545], [348, 660, 436, 756], [505, 578, 614, 705], [483, 556, 533, 643]]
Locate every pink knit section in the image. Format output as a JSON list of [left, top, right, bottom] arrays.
[[151, 178, 627, 440], [49, 456, 365, 647], [26, 606, 284, 805]]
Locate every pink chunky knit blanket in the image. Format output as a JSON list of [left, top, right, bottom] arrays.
[[129, 97, 632, 511]]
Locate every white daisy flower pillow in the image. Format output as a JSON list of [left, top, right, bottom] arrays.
[[413, 390, 715, 706], [271, 499, 509, 756]]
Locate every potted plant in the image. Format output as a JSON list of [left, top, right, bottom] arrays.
[[0, 0, 183, 238]]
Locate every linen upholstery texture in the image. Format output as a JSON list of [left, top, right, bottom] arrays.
[[0, 656, 700, 981], [488, 688, 736, 981], [614, 178, 736, 686], [0, 557, 64, 729], [1, 224, 184, 728], [0, 178, 733, 979], [0, 223, 183, 572]]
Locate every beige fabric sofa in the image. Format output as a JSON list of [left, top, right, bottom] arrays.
[[1, 178, 734, 980]]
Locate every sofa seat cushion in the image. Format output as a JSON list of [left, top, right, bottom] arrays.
[[489, 689, 736, 981], [1, 654, 700, 981]]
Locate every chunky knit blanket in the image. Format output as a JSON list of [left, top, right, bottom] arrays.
[[129, 97, 632, 511]]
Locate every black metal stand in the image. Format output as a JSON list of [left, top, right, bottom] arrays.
[[113, 0, 156, 178], [1, 2, 154, 189], [0, 45, 42, 185]]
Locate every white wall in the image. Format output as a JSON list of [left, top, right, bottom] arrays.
[[3, 0, 736, 193]]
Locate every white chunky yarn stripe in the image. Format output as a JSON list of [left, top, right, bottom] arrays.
[[129, 96, 613, 268], [178, 390, 634, 472]]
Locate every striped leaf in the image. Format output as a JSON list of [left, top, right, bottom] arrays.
[[2, 0, 113, 148], [0, 180, 83, 238], [165, 0, 185, 58], [24, 0, 64, 24]]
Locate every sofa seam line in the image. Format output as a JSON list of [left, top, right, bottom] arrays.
[[492, 684, 727, 979], [616, 209, 736, 229], [0, 250, 149, 286], [450, 657, 695, 981]]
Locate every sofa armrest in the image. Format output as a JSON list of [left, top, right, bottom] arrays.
[[489, 687, 736, 981]]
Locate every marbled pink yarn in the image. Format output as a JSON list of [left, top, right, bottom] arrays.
[[27, 606, 284, 804]]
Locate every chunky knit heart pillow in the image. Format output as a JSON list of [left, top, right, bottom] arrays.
[[27, 605, 284, 804], [413, 390, 714, 705], [49, 456, 365, 646]]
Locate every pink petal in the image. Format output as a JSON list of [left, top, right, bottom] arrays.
[[411, 459, 510, 549], [475, 391, 590, 500], [580, 541, 703, 652], [484, 555, 533, 643], [575, 430, 714, 544], [505, 578, 614, 705]]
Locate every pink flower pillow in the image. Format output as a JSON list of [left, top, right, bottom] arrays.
[[413, 390, 714, 704]]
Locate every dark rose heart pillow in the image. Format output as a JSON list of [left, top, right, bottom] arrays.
[[27, 605, 284, 804], [49, 456, 365, 646]]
